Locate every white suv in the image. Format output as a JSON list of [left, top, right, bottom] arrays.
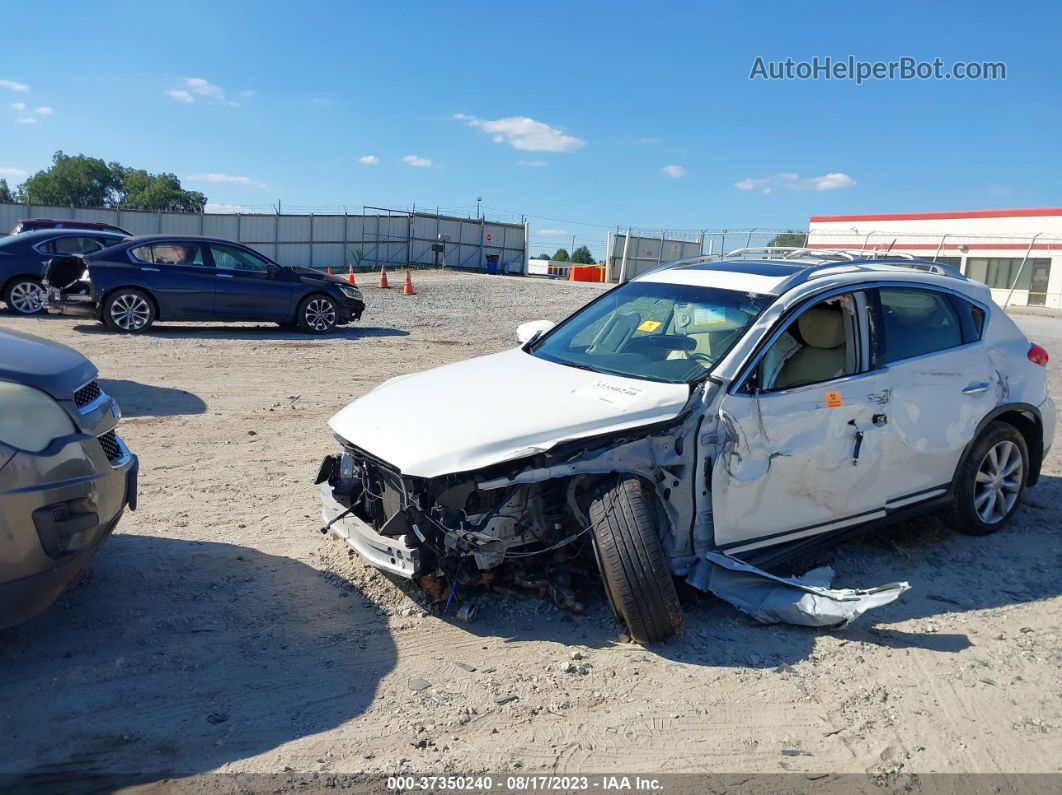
[[317, 249, 1055, 643]]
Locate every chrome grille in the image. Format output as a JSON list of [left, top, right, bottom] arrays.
[[97, 430, 123, 463], [74, 381, 102, 409]]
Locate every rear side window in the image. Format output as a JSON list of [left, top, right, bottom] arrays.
[[39, 236, 107, 254], [130, 243, 206, 266], [878, 288, 963, 363]]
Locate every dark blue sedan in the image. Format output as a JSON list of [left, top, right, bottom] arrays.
[[45, 235, 365, 334], [0, 229, 127, 315]]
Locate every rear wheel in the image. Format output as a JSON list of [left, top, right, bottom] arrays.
[[947, 422, 1028, 536], [296, 294, 338, 334], [4, 278, 44, 315], [103, 288, 155, 333], [589, 476, 684, 643]]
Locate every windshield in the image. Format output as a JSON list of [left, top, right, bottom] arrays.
[[530, 280, 774, 384]]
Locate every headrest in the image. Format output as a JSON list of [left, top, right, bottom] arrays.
[[797, 307, 845, 349]]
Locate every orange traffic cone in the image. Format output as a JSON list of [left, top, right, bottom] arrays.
[[378, 265, 390, 289], [403, 269, 416, 295], [326, 265, 333, 275], [347, 264, 356, 285]]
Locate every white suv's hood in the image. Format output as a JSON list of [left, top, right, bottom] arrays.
[[328, 348, 691, 478]]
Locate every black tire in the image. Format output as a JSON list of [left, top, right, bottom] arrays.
[[589, 476, 684, 643], [946, 421, 1029, 536], [296, 294, 338, 334], [102, 288, 156, 333], [3, 277, 45, 315]]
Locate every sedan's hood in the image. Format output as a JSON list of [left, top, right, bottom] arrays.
[[0, 329, 96, 397], [328, 348, 691, 478], [286, 267, 352, 288]]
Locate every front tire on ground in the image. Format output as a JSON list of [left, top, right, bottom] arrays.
[[947, 421, 1029, 536], [103, 288, 155, 333], [589, 476, 684, 643], [296, 294, 338, 334], [4, 278, 45, 315]]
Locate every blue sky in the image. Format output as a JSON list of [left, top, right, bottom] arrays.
[[2, 1, 1060, 258]]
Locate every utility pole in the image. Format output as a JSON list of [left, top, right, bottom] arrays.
[[476, 196, 482, 220]]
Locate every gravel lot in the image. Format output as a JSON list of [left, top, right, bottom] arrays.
[[1, 271, 1060, 785]]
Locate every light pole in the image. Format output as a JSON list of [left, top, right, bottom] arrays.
[[476, 196, 482, 220]]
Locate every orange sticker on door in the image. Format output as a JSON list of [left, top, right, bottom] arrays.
[[825, 390, 843, 408]]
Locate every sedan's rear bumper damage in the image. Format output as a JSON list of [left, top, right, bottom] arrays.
[[319, 482, 422, 578]]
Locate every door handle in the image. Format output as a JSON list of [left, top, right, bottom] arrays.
[[962, 382, 990, 395], [141, 267, 160, 272], [847, 419, 865, 466], [217, 273, 234, 279]]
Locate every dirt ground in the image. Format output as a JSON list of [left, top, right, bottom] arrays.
[[1, 271, 1060, 785]]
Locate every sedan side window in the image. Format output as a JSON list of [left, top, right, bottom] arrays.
[[130, 243, 206, 266], [210, 244, 270, 272], [41, 236, 105, 254], [756, 293, 860, 391], [878, 287, 963, 363]]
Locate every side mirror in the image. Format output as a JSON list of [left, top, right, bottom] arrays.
[[517, 319, 555, 345]]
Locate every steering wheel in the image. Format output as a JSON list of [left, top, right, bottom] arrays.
[[688, 352, 714, 365]]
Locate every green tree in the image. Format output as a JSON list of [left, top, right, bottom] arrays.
[[19, 151, 207, 212], [20, 152, 122, 207], [118, 168, 206, 212], [537, 252, 552, 260], [766, 231, 807, 248], [571, 245, 595, 264], [552, 247, 569, 262], [0, 179, 13, 203]]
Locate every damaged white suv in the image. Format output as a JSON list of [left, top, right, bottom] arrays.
[[317, 249, 1055, 643]]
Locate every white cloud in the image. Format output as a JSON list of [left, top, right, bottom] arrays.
[[537, 228, 568, 237], [17, 117, 36, 124], [661, 164, 686, 178], [0, 167, 27, 178], [204, 202, 272, 214], [402, 154, 433, 168], [11, 102, 25, 111], [187, 173, 266, 188], [168, 78, 239, 106], [240, 89, 255, 98], [0, 79, 29, 92], [34, 106, 52, 115], [454, 113, 585, 153], [735, 171, 857, 192], [357, 155, 379, 165], [518, 159, 549, 167]]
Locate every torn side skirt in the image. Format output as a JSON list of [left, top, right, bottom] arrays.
[[687, 551, 910, 628]]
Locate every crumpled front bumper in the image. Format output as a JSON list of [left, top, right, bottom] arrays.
[[0, 431, 137, 628], [319, 482, 421, 578]]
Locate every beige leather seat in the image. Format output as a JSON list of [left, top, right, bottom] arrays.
[[773, 306, 847, 388]]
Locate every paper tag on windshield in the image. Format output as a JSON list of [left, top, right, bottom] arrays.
[[574, 380, 647, 410], [693, 307, 726, 325]]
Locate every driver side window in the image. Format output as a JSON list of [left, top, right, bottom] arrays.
[[754, 293, 861, 392]]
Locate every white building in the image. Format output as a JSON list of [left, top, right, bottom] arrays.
[[806, 207, 1062, 308]]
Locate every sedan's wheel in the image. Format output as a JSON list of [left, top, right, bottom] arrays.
[[589, 476, 684, 643], [103, 289, 155, 333], [297, 294, 338, 334], [947, 421, 1028, 536], [4, 279, 45, 315]]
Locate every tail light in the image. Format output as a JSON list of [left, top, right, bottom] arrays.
[[1028, 343, 1049, 367]]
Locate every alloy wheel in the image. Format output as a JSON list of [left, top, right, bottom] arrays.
[[110, 293, 151, 331], [305, 298, 336, 331], [973, 440, 1023, 524], [9, 281, 44, 314]]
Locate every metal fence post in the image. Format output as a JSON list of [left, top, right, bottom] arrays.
[[1004, 234, 1042, 309]]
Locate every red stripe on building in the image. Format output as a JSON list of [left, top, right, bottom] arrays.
[[806, 242, 1062, 251], [809, 208, 1062, 223]]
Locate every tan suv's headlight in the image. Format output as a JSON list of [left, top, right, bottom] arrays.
[[0, 382, 76, 452]]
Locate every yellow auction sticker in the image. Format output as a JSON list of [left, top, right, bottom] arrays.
[[637, 320, 661, 332]]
